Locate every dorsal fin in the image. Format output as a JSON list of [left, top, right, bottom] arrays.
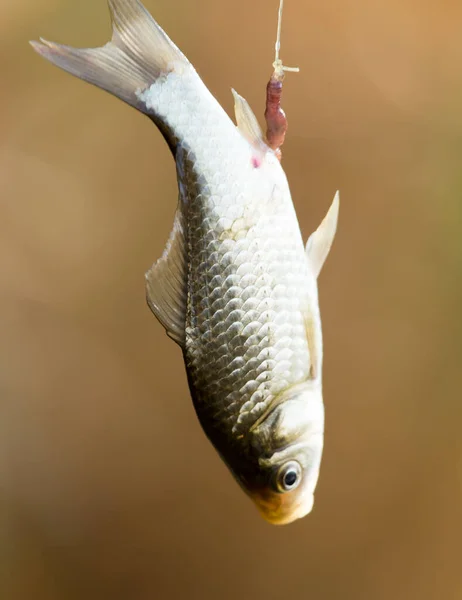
[[231, 88, 268, 153], [306, 191, 339, 279], [145, 207, 187, 346]]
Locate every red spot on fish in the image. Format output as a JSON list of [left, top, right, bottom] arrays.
[[251, 156, 262, 169]]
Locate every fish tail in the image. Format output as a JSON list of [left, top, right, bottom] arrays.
[[30, 0, 189, 115]]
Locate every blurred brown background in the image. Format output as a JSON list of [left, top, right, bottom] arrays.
[[1, 0, 462, 598]]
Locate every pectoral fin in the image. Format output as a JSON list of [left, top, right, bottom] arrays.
[[145, 207, 187, 346], [306, 191, 339, 278]]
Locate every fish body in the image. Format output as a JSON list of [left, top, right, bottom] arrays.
[[31, 0, 339, 525]]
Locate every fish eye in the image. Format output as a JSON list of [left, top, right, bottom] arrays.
[[276, 461, 302, 493]]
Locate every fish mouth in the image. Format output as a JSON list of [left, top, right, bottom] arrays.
[[251, 488, 315, 525]]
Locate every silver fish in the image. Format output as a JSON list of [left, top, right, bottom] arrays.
[[31, 0, 339, 525]]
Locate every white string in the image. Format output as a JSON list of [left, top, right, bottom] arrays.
[[273, 0, 299, 76]]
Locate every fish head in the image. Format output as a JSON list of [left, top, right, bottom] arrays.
[[245, 382, 324, 525]]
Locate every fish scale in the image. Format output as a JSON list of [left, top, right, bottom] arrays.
[[181, 141, 314, 438], [31, 0, 338, 524]]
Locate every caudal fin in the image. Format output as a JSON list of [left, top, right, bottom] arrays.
[[30, 0, 189, 112]]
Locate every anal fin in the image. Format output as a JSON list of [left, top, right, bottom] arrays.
[[145, 206, 187, 346], [231, 89, 268, 154]]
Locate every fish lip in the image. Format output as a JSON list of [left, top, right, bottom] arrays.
[[256, 493, 314, 525], [251, 483, 315, 525]]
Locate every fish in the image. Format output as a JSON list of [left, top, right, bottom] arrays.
[[30, 0, 339, 525]]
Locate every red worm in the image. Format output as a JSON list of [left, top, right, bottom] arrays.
[[265, 72, 287, 160]]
